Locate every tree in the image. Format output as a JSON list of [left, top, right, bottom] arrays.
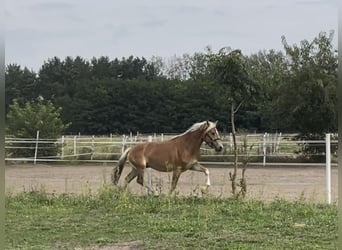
[[5, 64, 37, 112], [5, 32, 336, 138], [246, 50, 288, 131], [165, 54, 191, 80], [36, 56, 65, 100], [91, 56, 116, 79], [6, 99, 69, 157], [164, 47, 213, 81], [208, 48, 259, 198], [274, 31, 337, 135], [37, 56, 92, 98], [144, 56, 166, 80], [36, 56, 92, 126]]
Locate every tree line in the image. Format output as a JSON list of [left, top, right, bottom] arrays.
[[5, 31, 337, 137]]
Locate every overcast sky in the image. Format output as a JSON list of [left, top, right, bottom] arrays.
[[6, 0, 338, 72]]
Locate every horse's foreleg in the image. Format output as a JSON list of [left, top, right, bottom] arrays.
[[170, 169, 181, 194], [189, 163, 211, 187]]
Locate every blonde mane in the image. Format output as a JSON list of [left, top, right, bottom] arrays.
[[171, 121, 216, 140]]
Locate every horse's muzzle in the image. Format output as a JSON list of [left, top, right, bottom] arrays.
[[216, 145, 223, 152], [214, 141, 224, 152]]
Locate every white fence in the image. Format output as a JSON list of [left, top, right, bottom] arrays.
[[5, 132, 338, 203], [5, 131, 338, 165]]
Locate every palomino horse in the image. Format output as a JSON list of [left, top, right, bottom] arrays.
[[111, 121, 223, 193]]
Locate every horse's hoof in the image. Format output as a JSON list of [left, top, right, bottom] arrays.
[[200, 186, 210, 195]]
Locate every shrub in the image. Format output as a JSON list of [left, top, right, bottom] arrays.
[[6, 98, 70, 158]]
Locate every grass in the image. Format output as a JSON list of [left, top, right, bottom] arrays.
[[6, 186, 337, 250]]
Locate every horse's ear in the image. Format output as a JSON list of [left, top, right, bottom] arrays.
[[206, 120, 209, 126], [215, 120, 218, 125]]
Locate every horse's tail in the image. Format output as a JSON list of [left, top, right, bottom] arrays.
[[111, 147, 131, 185]]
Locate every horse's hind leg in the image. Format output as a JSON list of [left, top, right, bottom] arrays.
[[125, 164, 154, 193], [123, 167, 153, 193], [136, 170, 144, 186], [123, 168, 138, 188]]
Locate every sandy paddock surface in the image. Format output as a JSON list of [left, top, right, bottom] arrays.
[[5, 163, 338, 202]]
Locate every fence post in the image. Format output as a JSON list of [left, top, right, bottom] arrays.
[[73, 136, 77, 156], [263, 132, 267, 167], [121, 135, 126, 154], [61, 135, 65, 160], [276, 132, 282, 153], [326, 133, 331, 204], [33, 130, 40, 165], [147, 135, 153, 194], [91, 135, 95, 160], [272, 133, 276, 154]]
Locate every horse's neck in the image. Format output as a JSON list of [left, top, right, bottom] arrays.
[[178, 129, 204, 155]]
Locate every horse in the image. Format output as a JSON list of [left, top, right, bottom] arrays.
[[111, 121, 224, 193]]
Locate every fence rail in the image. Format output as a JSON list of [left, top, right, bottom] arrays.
[[5, 131, 338, 204], [5, 132, 338, 165]]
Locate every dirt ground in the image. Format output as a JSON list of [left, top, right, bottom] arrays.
[[5, 163, 338, 203]]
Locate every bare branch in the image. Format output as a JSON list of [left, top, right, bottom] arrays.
[[233, 101, 244, 114]]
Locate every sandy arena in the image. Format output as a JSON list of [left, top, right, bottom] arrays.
[[5, 163, 338, 203]]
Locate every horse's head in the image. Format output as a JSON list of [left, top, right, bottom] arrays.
[[203, 121, 224, 152]]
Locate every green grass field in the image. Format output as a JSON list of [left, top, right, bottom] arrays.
[[6, 186, 337, 249]]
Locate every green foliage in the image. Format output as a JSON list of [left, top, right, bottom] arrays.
[[6, 99, 68, 138], [5, 189, 337, 249], [68, 79, 228, 134], [5, 64, 37, 112], [6, 99, 69, 157], [246, 50, 288, 131], [4, 31, 338, 136], [273, 31, 337, 134], [207, 48, 260, 130], [208, 49, 259, 103], [165, 47, 212, 81]]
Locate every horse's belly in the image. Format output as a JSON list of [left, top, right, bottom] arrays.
[[147, 160, 174, 172]]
